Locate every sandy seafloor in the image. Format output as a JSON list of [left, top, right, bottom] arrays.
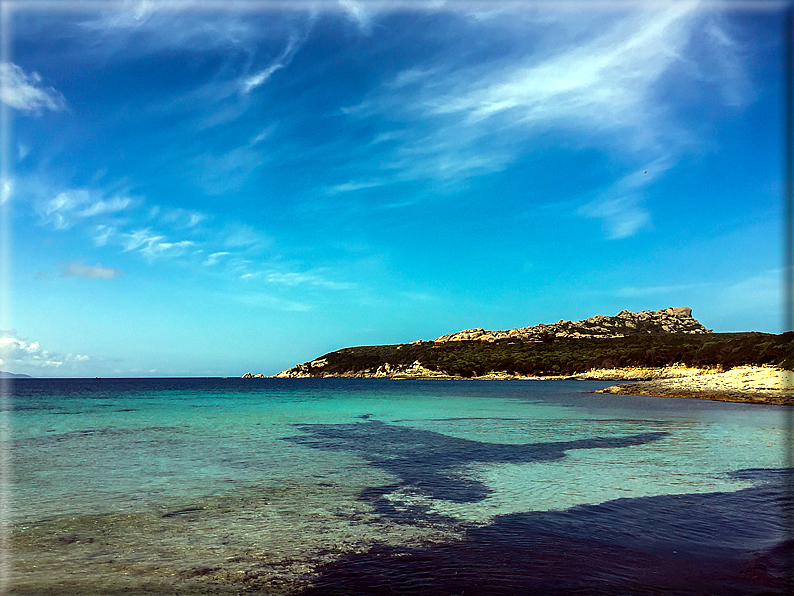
[[6, 377, 793, 594]]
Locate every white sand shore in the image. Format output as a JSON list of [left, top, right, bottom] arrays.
[[595, 365, 794, 405]]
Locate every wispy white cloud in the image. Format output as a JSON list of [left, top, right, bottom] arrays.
[[93, 224, 116, 246], [337, 0, 422, 35], [203, 251, 230, 266], [78, 1, 258, 55], [249, 126, 275, 146], [431, 5, 700, 136], [40, 189, 135, 230], [265, 270, 353, 290], [0, 178, 12, 204], [426, 6, 701, 159], [240, 11, 318, 94], [80, 0, 156, 31], [578, 196, 651, 239], [340, 3, 749, 238], [371, 131, 405, 145], [238, 265, 355, 291], [698, 14, 752, 109], [78, 196, 132, 218], [388, 67, 438, 89], [41, 190, 90, 229], [123, 228, 195, 259], [220, 222, 272, 251], [191, 146, 266, 195], [187, 212, 205, 227], [326, 179, 387, 194], [29, 176, 278, 273], [242, 62, 285, 94], [62, 262, 125, 280], [153, 206, 208, 228], [338, 0, 377, 34], [0, 61, 66, 113], [578, 156, 673, 238]]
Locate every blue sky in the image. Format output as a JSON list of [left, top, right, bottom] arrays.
[[0, 1, 787, 377]]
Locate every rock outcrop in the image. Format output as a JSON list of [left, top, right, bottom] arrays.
[[596, 365, 794, 405], [434, 307, 709, 343], [274, 359, 457, 380]]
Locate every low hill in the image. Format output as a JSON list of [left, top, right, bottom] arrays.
[[0, 371, 32, 379]]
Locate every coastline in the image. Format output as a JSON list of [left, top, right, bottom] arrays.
[[269, 363, 726, 382], [261, 364, 794, 405], [595, 365, 794, 406]]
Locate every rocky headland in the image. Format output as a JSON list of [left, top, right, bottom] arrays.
[[248, 307, 793, 404]]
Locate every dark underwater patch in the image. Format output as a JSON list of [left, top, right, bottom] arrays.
[[285, 421, 791, 594], [304, 470, 793, 595], [283, 420, 668, 504]]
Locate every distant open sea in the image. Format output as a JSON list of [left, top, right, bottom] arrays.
[[5, 377, 793, 595]]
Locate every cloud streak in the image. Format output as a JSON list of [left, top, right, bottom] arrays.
[[241, 33, 306, 93], [264, 270, 354, 290], [325, 179, 387, 195], [577, 157, 673, 239], [433, 5, 699, 139], [28, 174, 286, 290], [31, 179, 217, 263], [340, 3, 749, 238], [122, 228, 195, 259], [203, 251, 230, 266], [40, 189, 135, 230], [0, 61, 66, 113]]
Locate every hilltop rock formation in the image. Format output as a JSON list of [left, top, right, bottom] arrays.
[[434, 307, 709, 343]]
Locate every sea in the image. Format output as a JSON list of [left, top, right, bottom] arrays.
[[4, 377, 793, 595]]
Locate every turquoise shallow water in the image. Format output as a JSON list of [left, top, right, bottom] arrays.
[[6, 377, 793, 594]]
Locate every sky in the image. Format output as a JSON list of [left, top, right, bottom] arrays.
[[0, 0, 788, 377]]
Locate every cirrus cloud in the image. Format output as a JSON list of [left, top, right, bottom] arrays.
[[339, 2, 750, 239], [122, 228, 195, 259], [40, 189, 135, 230]]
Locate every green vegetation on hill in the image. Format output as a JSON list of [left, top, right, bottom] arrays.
[[298, 332, 794, 378]]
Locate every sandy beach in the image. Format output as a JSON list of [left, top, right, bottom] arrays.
[[596, 365, 794, 405]]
